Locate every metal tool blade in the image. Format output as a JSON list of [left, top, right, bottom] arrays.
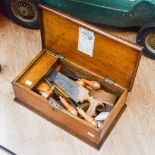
[[48, 70, 85, 103], [48, 97, 64, 110], [45, 78, 78, 108]]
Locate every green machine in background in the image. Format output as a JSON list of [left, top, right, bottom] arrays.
[[42, 0, 155, 28], [3, 0, 155, 59]]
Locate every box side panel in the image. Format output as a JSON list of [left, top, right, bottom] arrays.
[[98, 104, 127, 149], [100, 90, 128, 139]]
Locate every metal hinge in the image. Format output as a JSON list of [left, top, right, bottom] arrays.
[[103, 77, 114, 85], [46, 49, 65, 60], [52, 52, 65, 60]]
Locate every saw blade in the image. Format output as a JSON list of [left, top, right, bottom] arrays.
[[48, 70, 86, 103]]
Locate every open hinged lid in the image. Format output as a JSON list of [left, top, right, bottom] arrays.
[[39, 5, 142, 91]]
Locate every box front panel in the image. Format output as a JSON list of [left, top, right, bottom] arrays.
[[12, 83, 100, 144]]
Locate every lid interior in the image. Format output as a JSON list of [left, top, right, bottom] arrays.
[[39, 5, 142, 90]]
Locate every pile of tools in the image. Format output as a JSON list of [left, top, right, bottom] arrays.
[[35, 70, 117, 128]]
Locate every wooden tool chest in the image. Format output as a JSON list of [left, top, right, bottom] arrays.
[[12, 5, 142, 149]]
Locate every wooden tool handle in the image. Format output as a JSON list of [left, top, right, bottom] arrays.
[[82, 79, 101, 90], [86, 101, 105, 117], [59, 96, 78, 116], [77, 79, 101, 90], [77, 107, 98, 128], [36, 82, 54, 98]]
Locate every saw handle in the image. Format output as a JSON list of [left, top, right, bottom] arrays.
[[59, 96, 78, 116], [77, 107, 98, 128]]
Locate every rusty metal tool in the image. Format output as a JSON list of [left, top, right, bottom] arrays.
[[36, 81, 64, 110]]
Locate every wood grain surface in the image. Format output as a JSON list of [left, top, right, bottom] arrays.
[[18, 51, 58, 89], [0, 11, 155, 155], [40, 6, 142, 90]]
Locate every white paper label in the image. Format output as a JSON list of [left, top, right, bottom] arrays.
[[87, 132, 95, 138], [42, 92, 49, 98], [25, 80, 32, 86], [78, 27, 95, 57]]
